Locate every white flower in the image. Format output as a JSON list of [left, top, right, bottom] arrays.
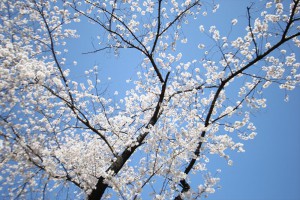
[[265, 42, 271, 49], [248, 132, 257, 139], [176, 53, 182, 61], [231, 19, 238, 25], [262, 81, 272, 88], [53, 77, 63, 88], [181, 38, 188, 43], [280, 49, 286, 54], [212, 30, 220, 41], [198, 44, 205, 49], [199, 25, 205, 32], [36, 71, 46, 82], [266, 2, 272, 8]]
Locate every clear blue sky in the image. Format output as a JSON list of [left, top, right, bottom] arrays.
[[65, 0, 300, 199], [208, 87, 300, 200]]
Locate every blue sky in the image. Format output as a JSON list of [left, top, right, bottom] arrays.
[[63, 0, 300, 199], [209, 87, 300, 200]]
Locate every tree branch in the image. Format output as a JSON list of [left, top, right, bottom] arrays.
[[174, 19, 300, 199], [88, 72, 170, 200]]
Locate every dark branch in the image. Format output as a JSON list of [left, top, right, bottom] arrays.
[[88, 72, 171, 200]]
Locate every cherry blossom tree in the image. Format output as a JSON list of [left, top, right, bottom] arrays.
[[1, 0, 300, 199]]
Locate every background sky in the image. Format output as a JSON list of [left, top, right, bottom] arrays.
[[209, 87, 300, 200], [64, 0, 300, 199]]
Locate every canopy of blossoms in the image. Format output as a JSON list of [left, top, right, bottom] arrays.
[[0, 0, 299, 199]]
